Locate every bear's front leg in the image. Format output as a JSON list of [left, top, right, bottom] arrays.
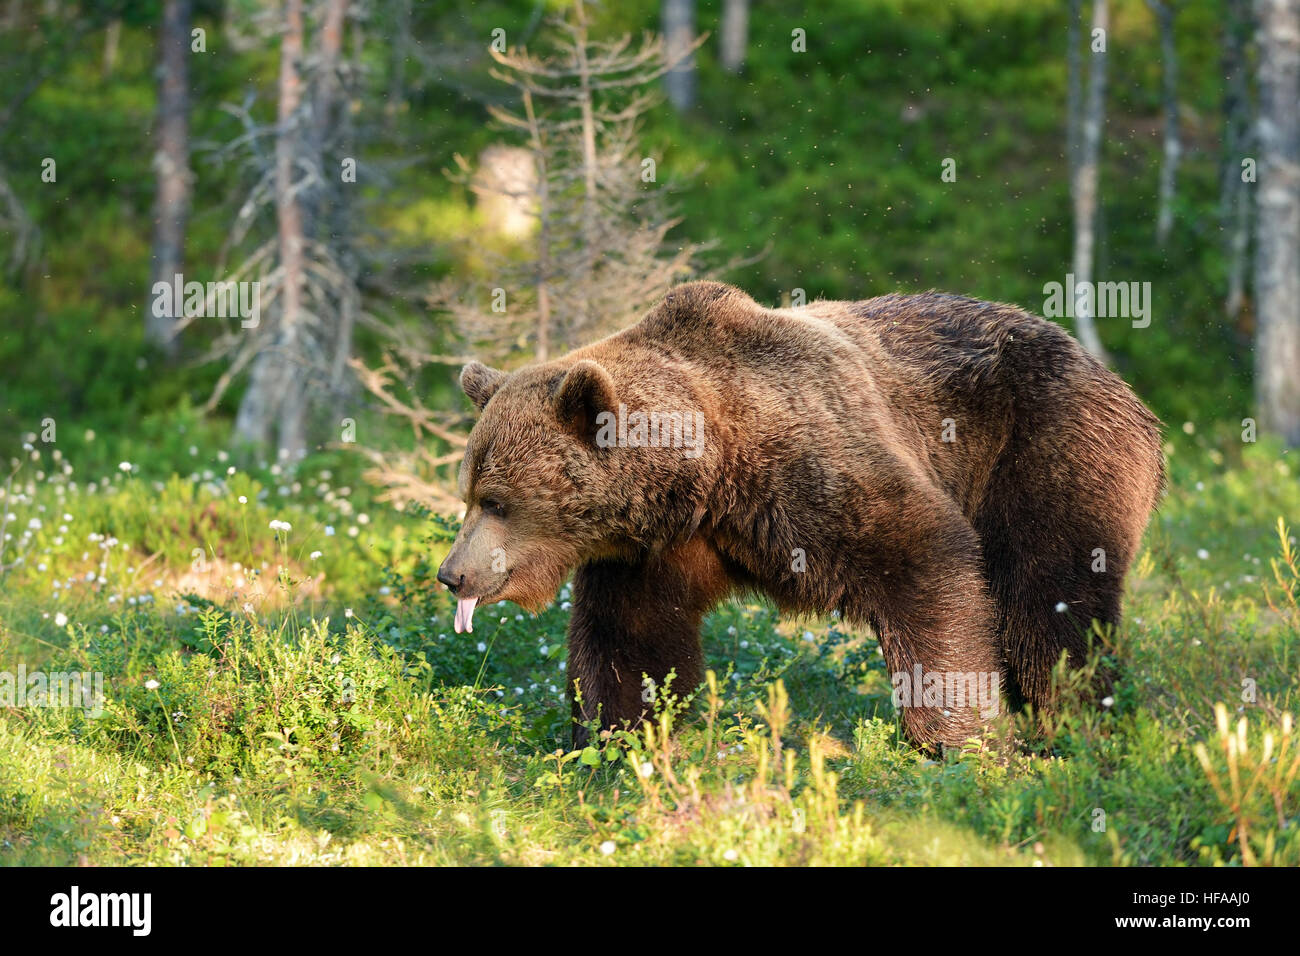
[[566, 537, 730, 747]]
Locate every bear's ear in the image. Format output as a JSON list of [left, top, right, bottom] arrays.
[[552, 359, 617, 441], [460, 361, 506, 412]]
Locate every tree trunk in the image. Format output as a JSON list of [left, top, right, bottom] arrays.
[[386, 0, 410, 127], [1148, 1, 1180, 246], [103, 18, 121, 78], [524, 90, 551, 362], [145, 0, 192, 360], [235, 0, 308, 457], [720, 0, 749, 73], [319, 0, 354, 414], [1066, 0, 1082, 180], [572, 0, 599, 334], [313, 0, 347, 160], [662, 0, 696, 111], [1223, 0, 1253, 319], [1070, 0, 1110, 362], [1226, 178, 1252, 320], [1253, 0, 1300, 446]]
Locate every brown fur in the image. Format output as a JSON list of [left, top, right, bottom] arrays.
[[438, 281, 1165, 747]]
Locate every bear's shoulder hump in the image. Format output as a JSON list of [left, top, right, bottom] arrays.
[[635, 281, 758, 338]]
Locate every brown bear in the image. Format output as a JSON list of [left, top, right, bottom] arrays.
[[437, 281, 1165, 748]]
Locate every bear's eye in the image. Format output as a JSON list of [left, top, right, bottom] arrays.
[[480, 498, 507, 518]]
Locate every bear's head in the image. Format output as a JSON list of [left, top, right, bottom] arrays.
[[436, 354, 711, 632]]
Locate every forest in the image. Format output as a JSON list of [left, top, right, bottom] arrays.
[[0, 0, 1298, 871]]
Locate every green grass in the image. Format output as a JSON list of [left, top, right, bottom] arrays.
[[1, 427, 1297, 866]]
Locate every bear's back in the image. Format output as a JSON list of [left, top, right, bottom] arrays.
[[825, 291, 1089, 396], [624, 283, 1069, 401]]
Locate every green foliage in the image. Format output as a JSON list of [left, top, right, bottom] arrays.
[[0, 0, 1260, 443]]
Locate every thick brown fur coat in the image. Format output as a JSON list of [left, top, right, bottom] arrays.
[[438, 281, 1165, 747]]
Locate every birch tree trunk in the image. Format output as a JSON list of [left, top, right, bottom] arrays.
[[1070, 0, 1110, 362], [1148, 0, 1181, 246], [662, 0, 696, 110], [1223, 0, 1253, 319], [1066, 0, 1082, 179], [145, 0, 192, 360], [1253, 0, 1300, 446], [720, 0, 749, 73]]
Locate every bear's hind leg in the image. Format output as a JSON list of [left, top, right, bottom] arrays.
[[975, 429, 1157, 714]]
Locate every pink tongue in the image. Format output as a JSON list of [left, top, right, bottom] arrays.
[[454, 596, 479, 634]]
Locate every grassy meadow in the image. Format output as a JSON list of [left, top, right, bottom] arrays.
[[1, 420, 1297, 867]]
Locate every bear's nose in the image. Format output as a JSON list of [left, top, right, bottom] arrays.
[[436, 565, 464, 593]]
